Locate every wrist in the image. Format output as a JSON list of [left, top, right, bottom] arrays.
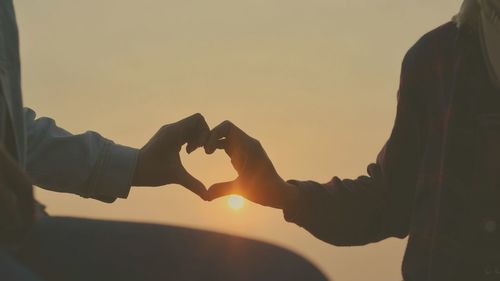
[[131, 150, 144, 186], [278, 181, 300, 210]]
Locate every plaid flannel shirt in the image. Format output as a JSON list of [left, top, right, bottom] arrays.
[[284, 22, 500, 281]]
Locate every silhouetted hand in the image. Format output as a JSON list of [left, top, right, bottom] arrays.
[[132, 113, 210, 200], [0, 145, 34, 242], [204, 121, 299, 209]]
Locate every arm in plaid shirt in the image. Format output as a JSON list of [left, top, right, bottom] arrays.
[[283, 46, 426, 246]]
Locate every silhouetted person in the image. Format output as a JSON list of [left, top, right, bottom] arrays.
[[205, 1, 500, 280], [0, 1, 327, 280]]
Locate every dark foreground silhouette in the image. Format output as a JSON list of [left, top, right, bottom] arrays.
[[5, 217, 328, 281]]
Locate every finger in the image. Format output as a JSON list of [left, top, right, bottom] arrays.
[[182, 113, 210, 154], [206, 180, 240, 201], [215, 139, 230, 154], [176, 168, 208, 201], [204, 120, 235, 155], [186, 128, 209, 154]]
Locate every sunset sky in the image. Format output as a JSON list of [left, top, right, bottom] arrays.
[[16, 1, 461, 280]]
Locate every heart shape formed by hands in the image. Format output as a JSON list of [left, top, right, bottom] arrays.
[[133, 115, 297, 209]]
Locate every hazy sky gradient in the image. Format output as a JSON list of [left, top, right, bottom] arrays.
[[16, 1, 461, 280]]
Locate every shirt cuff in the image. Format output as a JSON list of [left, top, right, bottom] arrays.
[[88, 143, 139, 202]]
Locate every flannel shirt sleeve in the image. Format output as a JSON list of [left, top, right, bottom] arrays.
[[283, 47, 424, 246]]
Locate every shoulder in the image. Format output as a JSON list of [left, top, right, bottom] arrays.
[[403, 21, 459, 73], [400, 22, 462, 97]]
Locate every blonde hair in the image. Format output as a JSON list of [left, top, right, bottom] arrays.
[[454, 0, 500, 29], [453, 0, 480, 29], [480, 0, 500, 24]]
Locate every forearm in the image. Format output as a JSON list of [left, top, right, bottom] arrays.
[[280, 182, 300, 209], [282, 167, 400, 246], [282, 47, 426, 246], [24, 108, 139, 202]]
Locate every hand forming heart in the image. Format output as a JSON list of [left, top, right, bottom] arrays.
[[204, 121, 299, 209], [133, 115, 298, 209], [132, 113, 210, 200]]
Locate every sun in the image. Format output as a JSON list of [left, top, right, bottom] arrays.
[[227, 195, 245, 210]]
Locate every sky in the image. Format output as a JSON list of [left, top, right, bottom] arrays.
[[16, 0, 462, 280]]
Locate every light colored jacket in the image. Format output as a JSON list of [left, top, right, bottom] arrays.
[[0, 0, 138, 203]]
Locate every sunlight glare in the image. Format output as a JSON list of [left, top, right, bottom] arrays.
[[227, 195, 245, 210]]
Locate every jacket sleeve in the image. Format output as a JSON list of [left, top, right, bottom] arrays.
[[283, 47, 425, 246], [24, 108, 139, 203]]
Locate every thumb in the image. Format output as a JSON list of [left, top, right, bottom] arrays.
[[177, 168, 208, 201], [206, 180, 239, 201]]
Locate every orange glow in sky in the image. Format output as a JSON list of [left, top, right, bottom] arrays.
[[20, 1, 461, 280]]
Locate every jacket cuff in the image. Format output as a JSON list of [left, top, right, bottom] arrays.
[[88, 143, 139, 202], [283, 180, 324, 224]]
